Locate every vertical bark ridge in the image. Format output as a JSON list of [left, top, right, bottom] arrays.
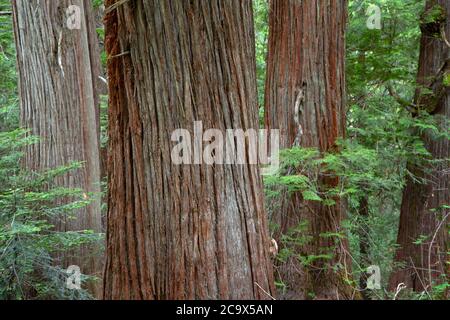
[[12, 0, 103, 297], [389, 0, 449, 294], [264, 0, 354, 299], [103, 0, 274, 300]]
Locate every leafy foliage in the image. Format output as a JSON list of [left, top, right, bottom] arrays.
[[0, 130, 102, 300], [254, 0, 269, 122], [0, 0, 448, 301], [0, 0, 18, 131], [261, 0, 449, 299]]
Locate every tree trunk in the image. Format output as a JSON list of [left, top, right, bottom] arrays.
[[264, 0, 355, 299], [12, 0, 103, 297], [358, 196, 371, 299], [103, 0, 275, 300], [389, 0, 449, 295]]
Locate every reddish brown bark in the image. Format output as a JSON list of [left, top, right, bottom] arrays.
[[12, 0, 103, 297], [264, 0, 355, 299], [103, 0, 275, 300], [358, 196, 371, 299], [389, 0, 449, 295]]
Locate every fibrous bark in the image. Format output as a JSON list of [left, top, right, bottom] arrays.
[[12, 0, 103, 297], [358, 196, 371, 299], [264, 0, 355, 299], [103, 0, 274, 300], [389, 0, 449, 295]]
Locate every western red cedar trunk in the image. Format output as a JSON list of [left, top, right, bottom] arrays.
[[357, 196, 371, 299], [12, 0, 103, 297], [264, 0, 355, 299], [103, 0, 275, 300], [389, 0, 449, 294]]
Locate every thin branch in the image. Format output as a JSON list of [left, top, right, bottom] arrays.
[[428, 212, 449, 291], [440, 25, 450, 49], [386, 83, 417, 113], [109, 51, 130, 59], [105, 0, 131, 15], [393, 283, 406, 300], [409, 257, 432, 299], [254, 282, 276, 300]]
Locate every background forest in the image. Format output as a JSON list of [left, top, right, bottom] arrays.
[[0, 0, 448, 300]]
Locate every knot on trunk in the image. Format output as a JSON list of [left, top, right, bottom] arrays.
[[420, 5, 446, 37]]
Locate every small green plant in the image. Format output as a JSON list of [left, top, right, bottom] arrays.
[[0, 129, 103, 300], [443, 73, 450, 87], [422, 4, 445, 25]]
